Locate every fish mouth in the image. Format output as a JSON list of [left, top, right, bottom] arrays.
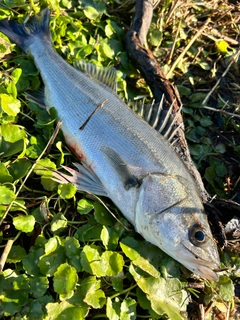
[[177, 243, 220, 281]]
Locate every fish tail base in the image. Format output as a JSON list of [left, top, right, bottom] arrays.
[[0, 8, 51, 52]]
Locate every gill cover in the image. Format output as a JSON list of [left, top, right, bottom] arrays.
[[135, 173, 220, 280]]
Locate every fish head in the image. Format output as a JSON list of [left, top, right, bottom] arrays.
[[135, 173, 220, 281]]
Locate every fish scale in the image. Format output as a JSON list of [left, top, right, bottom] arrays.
[[0, 8, 221, 280]]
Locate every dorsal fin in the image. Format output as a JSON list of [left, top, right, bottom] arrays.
[[131, 96, 183, 144], [74, 60, 117, 92]]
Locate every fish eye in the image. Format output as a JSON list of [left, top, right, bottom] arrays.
[[189, 224, 207, 246]]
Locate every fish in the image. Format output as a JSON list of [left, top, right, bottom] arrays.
[[0, 9, 220, 280]]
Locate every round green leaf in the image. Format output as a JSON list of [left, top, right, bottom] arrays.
[[8, 159, 31, 180], [0, 186, 16, 205], [53, 263, 78, 298], [0, 124, 26, 142], [77, 199, 94, 215], [7, 245, 26, 263], [101, 251, 124, 276], [120, 297, 137, 320], [81, 244, 106, 277], [84, 289, 106, 309], [29, 276, 49, 298], [94, 202, 115, 226], [0, 163, 13, 183], [13, 215, 35, 232], [58, 183, 77, 199], [0, 93, 21, 116], [51, 213, 68, 234], [46, 301, 89, 320], [83, 6, 99, 20], [34, 158, 56, 176]]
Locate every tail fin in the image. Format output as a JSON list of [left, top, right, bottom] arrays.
[[0, 8, 51, 52]]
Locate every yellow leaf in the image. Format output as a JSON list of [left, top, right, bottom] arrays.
[[216, 39, 228, 53]]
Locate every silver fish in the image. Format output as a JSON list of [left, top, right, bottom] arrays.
[[0, 9, 220, 280]]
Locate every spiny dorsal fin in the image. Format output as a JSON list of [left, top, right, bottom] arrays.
[[74, 60, 117, 92], [131, 96, 183, 144]]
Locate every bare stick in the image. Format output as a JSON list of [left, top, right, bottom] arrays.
[[80, 99, 108, 130], [0, 239, 14, 272]]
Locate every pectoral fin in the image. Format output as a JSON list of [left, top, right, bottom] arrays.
[[25, 87, 46, 108], [52, 163, 108, 197], [101, 146, 141, 190]]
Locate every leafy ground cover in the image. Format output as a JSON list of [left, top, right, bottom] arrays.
[[0, 0, 239, 319]]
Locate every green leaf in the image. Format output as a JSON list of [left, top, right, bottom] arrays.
[[41, 176, 58, 191], [28, 299, 45, 320], [63, 237, 82, 272], [120, 237, 160, 278], [39, 237, 66, 276], [58, 183, 77, 199], [0, 186, 16, 204], [77, 198, 94, 215], [53, 263, 78, 299], [74, 221, 102, 242], [0, 269, 29, 316], [51, 213, 68, 234], [8, 159, 32, 180], [148, 29, 162, 46], [7, 245, 26, 263], [13, 215, 35, 233], [0, 93, 21, 116], [215, 143, 226, 154], [83, 6, 100, 20], [0, 124, 26, 142], [84, 288, 106, 309], [106, 297, 121, 320], [29, 276, 49, 298], [22, 248, 45, 276], [129, 264, 188, 320], [0, 162, 13, 183], [101, 251, 124, 276], [136, 287, 160, 318], [46, 301, 89, 320], [34, 158, 56, 176], [101, 42, 114, 59], [81, 244, 106, 277], [100, 225, 119, 250], [72, 276, 106, 308], [216, 275, 234, 301], [11, 67, 22, 83], [112, 277, 123, 292], [120, 237, 140, 260], [120, 297, 137, 320], [199, 116, 213, 127], [64, 237, 80, 257], [94, 201, 115, 226]]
